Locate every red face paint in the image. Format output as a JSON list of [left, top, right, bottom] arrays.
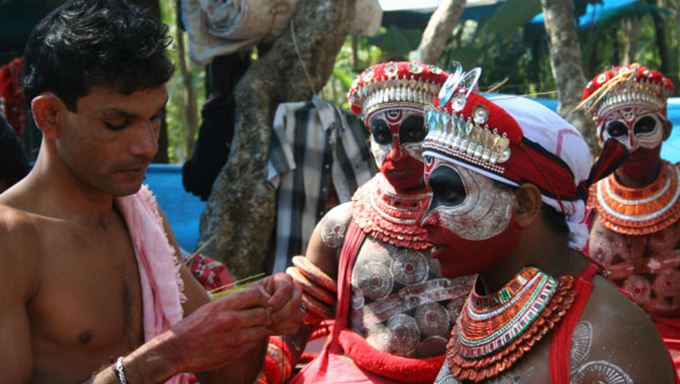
[[380, 155, 425, 191], [423, 212, 520, 278], [617, 144, 662, 182]]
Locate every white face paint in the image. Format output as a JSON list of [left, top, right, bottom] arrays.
[[366, 108, 426, 167], [423, 157, 516, 241], [599, 106, 665, 152]]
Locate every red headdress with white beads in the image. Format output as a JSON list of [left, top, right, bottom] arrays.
[[348, 61, 450, 122], [423, 63, 628, 249], [581, 64, 674, 139]]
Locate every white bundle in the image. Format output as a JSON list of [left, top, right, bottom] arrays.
[[182, 0, 383, 65]]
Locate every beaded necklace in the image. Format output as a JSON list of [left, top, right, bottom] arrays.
[[352, 173, 431, 250], [447, 266, 576, 382], [590, 161, 680, 236]]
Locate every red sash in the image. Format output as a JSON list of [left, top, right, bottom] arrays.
[[289, 220, 443, 384]]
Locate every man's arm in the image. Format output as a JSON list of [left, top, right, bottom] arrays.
[[86, 206, 294, 384], [0, 212, 35, 383], [577, 275, 676, 383], [159, 206, 303, 384], [273, 203, 354, 369]]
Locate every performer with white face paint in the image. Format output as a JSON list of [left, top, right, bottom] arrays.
[[259, 62, 473, 384], [581, 64, 680, 369], [421, 64, 677, 383]]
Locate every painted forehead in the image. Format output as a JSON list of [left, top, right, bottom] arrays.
[[600, 105, 662, 123], [367, 107, 423, 124]]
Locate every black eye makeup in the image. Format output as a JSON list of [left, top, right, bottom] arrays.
[[399, 115, 427, 144], [428, 166, 467, 207], [370, 119, 393, 145], [634, 115, 657, 134], [605, 121, 628, 138]]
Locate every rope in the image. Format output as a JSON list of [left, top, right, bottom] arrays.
[[290, 19, 317, 95]]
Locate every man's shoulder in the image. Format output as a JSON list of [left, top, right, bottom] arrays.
[[0, 204, 40, 294], [576, 274, 675, 381], [0, 203, 42, 258], [0, 203, 34, 235], [584, 274, 656, 328]]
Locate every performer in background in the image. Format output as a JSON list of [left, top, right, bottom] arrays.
[[261, 61, 473, 384], [422, 64, 676, 383], [582, 64, 680, 366]]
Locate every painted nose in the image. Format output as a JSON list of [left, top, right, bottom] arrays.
[[388, 134, 402, 161], [627, 134, 639, 152]]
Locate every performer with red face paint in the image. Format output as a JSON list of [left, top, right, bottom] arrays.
[[581, 64, 680, 367], [259, 62, 473, 384], [421, 64, 676, 383]]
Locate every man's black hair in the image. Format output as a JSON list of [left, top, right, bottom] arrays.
[[22, 0, 174, 111]]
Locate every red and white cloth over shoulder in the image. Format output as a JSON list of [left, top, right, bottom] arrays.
[[116, 185, 190, 384]]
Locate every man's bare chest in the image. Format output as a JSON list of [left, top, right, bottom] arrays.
[[348, 237, 472, 357], [29, 220, 144, 359]]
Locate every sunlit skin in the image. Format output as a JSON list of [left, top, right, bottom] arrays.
[[0, 85, 303, 383]]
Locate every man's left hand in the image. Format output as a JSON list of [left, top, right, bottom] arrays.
[[258, 273, 304, 335]]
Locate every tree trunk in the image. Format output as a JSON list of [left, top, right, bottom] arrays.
[[409, 0, 466, 64], [175, 11, 198, 157], [649, 0, 671, 75], [540, 0, 597, 153], [199, 0, 356, 279], [620, 17, 640, 65]]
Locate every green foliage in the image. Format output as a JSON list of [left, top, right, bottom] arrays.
[[160, 0, 205, 164], [321, 35, 385, 109]]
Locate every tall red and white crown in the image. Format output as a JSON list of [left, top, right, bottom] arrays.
[[348, 61, 450, 120], [581, 64, 674, 118], [423, 63, 518, 174]]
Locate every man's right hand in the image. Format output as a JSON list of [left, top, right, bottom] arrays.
[[164, 285, 275, 373]]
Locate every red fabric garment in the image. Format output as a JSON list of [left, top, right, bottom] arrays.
[[289, 220, 443, 384], [186, 252, 233, 291], [0, 58, 26, 136], [549, 263, 597, 384], [549, 264, 680, 383], [651, 315, 680, 370]]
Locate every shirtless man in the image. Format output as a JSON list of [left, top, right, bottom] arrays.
[[581, 64, 680, 366], [0, 1, 302, 383], [421, 66, 676, 383], [261, 61, 472, 384]]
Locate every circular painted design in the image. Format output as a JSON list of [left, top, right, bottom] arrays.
[[351, 286, 365, 310], [415, 302, 451, 337], [391, 249, 429, 286], [387, 313, 420, 356], [570, 321, 593, 367], [415, 335, 448, 357], [353, 261, 394, 301], [572, 360, 633, 384], [622, 274, 652, 304]]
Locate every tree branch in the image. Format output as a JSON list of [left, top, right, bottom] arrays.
[[409, 0, 466, 65], [199, 0, 356, 278], [540, 0, 597, 153]]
